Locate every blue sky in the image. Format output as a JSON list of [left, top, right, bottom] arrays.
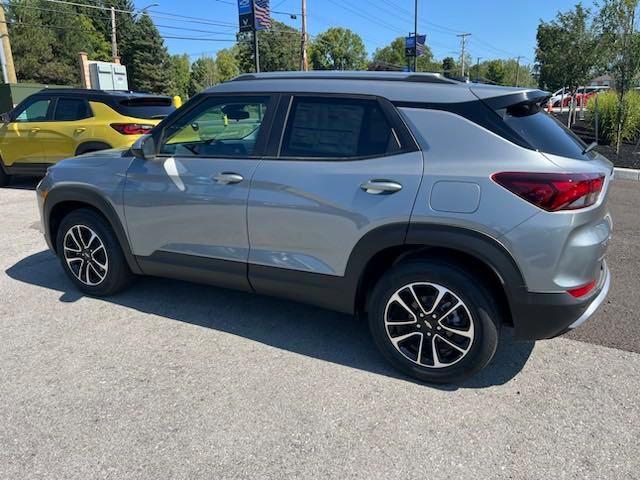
[[134, 0, 598, 65]]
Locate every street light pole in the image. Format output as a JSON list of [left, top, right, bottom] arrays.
[[413, 0, 418, 72], [300, 0, 308, 71], [110, 6, 118, 61]]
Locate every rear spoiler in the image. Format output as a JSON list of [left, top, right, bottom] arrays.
[[471, 89, 551, 110]]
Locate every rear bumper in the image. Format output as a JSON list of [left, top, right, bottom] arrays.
[[511, 261, 610, 341]]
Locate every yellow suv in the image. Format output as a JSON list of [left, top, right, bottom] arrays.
[[0, 89, 175, 185]]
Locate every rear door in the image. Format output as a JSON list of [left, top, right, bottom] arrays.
[[47, 96, 94, 162], [123, 94, 277, 291], [247, 94, 423, 281]]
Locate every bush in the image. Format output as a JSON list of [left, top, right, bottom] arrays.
[[587, 90, 640, 146]]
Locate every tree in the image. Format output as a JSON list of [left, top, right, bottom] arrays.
[[168, 54, 191, 100], [441, 57, 456, 77], [485, 60, 506, 84], [309, 27, 367, 70], [596, 0, 640, 154], [189, 57, 217, 96], [216, 47, 239, 82], [127, 13, 171, 94], [372, 36, 437, 71], [237, 21, 300, 72], [535, 4, 598, 92]]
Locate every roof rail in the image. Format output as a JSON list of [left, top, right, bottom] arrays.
[[231, 71, 460, 85]]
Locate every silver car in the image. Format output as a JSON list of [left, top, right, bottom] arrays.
[[37, 72, 613, 384]]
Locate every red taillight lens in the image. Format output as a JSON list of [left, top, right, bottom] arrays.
[[567, 280, 596, 298], [110, 123, 154, 135], [491, 172, 605, 211]]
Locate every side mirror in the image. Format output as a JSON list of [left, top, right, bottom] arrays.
[[0, 112, 11, 124], [131, 134, 157, 161]]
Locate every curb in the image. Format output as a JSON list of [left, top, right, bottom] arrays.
[[614, 167, 640, 181]]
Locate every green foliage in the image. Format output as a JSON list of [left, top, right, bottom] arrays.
[[215, 47, 239, 82], [371, 36, 436, 71], [468, 59, 536, 86], [485, 60, 506, 84], [309, 27, 367, 70], [168, 54, 191, 100], [441, 57, 456, 77], [127, 13, 172, 94], [535, 3, 599, 91], [237, 21, 300, 73], [588, 90, 640, 145], [189, 57, 217, 96]]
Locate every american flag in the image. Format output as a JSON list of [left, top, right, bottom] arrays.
[[253, 0, 272, 30]]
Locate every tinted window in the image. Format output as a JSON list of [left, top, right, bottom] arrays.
[[280, 97, 400, 158], [14, 99, 51, 122], [114, 97, 175, 119], [498, 102, 591, 160], [54, 98, 92, 121], [161, 96, 269, 158]]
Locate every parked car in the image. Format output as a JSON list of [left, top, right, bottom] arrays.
[[0, 89, 175, 185], [548, 86, 610, 108], [36, 71, 613, 384]]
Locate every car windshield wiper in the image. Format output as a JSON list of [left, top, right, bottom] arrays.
[[582, 141, 598, 155]]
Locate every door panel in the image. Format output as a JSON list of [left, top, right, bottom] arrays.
[[247, 151, 423, 276], [122, 94, 276, 292], [124, 155, 259, 262], [0, 97, 53, 166]]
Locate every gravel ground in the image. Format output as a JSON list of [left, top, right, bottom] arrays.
[[1, 178, 639, 480]]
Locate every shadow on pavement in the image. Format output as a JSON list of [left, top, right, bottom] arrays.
[[6, 250, 535, 390]]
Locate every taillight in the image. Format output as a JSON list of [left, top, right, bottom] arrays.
[[491, 172, 605, 211], [110, 123, 154, 135], [567, 280, 596, 298]]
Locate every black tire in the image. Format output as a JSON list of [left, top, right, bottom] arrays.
[[56, 208, 134, 296], [368, 259, 501, 384], [0, 163, 10, 186]]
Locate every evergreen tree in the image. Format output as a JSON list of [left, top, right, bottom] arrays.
[[127, 13, 171, 94]]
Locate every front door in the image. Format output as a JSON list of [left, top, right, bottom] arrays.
[[0, 96, 53, 168], [123, 94, 277, 291]]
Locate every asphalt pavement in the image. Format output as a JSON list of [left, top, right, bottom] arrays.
[[1, 177, 639, 480]]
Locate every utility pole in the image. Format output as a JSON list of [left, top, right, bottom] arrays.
[[515, 55, 523, 87], [0, 1, 16, 84], [457, 33, 470, 78], [110, 6, 118, 61], [300, 0, 308, 71], [475, 56, 482, 83], [413, 0, 418, 72]]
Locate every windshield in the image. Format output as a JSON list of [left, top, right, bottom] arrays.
[[114, 97, 175, 120], [497, 102, 593, 160]]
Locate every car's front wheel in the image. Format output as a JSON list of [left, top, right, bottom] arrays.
[[56, 209, 133, 296], [368, 259, 501, 384]]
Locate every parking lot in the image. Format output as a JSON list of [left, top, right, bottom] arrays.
[[1, 177, 639, 479]]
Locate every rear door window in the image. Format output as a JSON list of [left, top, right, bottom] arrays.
[[54, 98, 92, 121], [497, 102, 591, 160], [279, 97, 400, 159], [113, 97, 175, 120]]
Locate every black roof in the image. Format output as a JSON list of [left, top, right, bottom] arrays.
[[33, 88, 172, 102]]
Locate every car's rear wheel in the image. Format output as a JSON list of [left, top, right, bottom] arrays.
[[368, 259, 501, 384], [56, 209, 133, 296]]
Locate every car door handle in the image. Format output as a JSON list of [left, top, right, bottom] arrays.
[[30, 127, 40, 133], [74, 127, 86, 134], [360, 179, 403, 195], [212, 172, 244, 185]]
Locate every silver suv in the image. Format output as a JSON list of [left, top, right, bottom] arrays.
[[37, 72, 613, 383]]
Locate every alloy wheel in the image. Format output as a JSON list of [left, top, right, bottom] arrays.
[[384, 282, 475, 368], [63, 225, 109, 286]]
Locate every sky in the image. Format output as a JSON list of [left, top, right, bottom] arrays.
[[133, 0, 598, 65]]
